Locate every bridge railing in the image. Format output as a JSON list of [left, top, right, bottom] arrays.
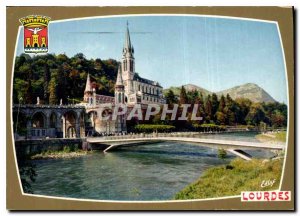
[[93, 131, 218, 140]]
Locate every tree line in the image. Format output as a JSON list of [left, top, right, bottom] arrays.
[[13, 53, 119, 105], [161, 86, 287, 129]]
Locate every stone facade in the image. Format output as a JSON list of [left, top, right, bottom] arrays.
[[13, 104, 86, 139]]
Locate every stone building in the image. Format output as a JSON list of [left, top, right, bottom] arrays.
[[82, 23, 165, 135]]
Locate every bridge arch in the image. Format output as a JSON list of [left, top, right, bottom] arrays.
[[62, 110, 78, 138], [31, 111, 46, 128], [30, 111, 47, 138]]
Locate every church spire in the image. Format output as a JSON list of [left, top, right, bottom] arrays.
[[115, 64, 123, 86], [123, 21, 134, 56], [124, 21, 131, 49], [84, 73, 92, 92]]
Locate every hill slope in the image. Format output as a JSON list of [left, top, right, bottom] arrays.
[[216, 83, 276, 103], [163, 84, 211, 97], [164, 83, 276, 103]]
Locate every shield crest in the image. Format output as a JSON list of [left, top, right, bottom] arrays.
[[19, 15, 51, 53]]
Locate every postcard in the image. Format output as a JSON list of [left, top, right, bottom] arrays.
[[6, 6, 295, 210]]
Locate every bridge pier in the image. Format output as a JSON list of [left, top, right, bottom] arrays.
[[227, 149, 252, 161]]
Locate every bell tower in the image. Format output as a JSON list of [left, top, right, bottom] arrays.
[[122, 22, 135, 95], [115, 64, 126, 132], [115, 65, 125, 104], [84, 73, 93, 105]]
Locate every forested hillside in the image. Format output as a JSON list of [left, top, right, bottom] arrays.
[[13, 53, 119, 104]]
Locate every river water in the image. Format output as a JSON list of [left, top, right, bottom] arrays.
[[28, 132, 275, 201]]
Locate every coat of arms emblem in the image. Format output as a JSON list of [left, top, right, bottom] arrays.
[[19, 15, 51, 53]]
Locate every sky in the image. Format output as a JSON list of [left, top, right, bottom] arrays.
[[16, 15, 287, 103]]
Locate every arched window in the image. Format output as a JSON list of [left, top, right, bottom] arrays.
[[138, 85, 141, 91], [157, 89, 159, 95], [130, 60, 133, 71], [118, 93, 121, 103], [32, 112, 45, 128]]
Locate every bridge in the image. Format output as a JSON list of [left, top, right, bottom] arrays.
[[86, 135, 285, 161], [13, 104, 86, 139]]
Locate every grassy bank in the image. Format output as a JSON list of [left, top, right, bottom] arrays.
[[174, 158, 283, 200], [31, 146, 88, 160], [256, 131, 286, 143]]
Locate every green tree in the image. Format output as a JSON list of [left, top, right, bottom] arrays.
[[25, 79, 33, 104], [43, 64, 50, 103], [216, 111, 226, 125], [48, 77, 57, 105], [245, 103, 266, 126], [211, 93, 219, 121], [165, 89, 178, 104], [56, 66, 67, 102], [270, 110, 285, 127], [205, 94, 213, 123], [179, 86, 188, 105], [187, 90, 199, 104], [235, 98, 252, 124]]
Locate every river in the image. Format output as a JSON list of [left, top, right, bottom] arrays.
[[28, 132, 275, 201]]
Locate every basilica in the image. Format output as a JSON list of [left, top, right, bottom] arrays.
[[82, 24, 165, 135]]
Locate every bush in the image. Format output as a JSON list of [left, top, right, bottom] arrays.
[[63, 146, 71, 153], [218, 148, 227, 159]]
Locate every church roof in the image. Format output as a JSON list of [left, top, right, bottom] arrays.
[[84, 73, 92, 92], [133, 73, 162, 87]]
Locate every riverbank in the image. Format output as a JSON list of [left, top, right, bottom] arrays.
[[174, 158, 283, 200], [255, 131, 286, 143], [30, 146, 89, 160]]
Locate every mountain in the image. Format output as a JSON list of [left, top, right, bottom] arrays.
[[216, 83, 276, 103], [163, 84, 211, 97], [164, 83, 276, 103]]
